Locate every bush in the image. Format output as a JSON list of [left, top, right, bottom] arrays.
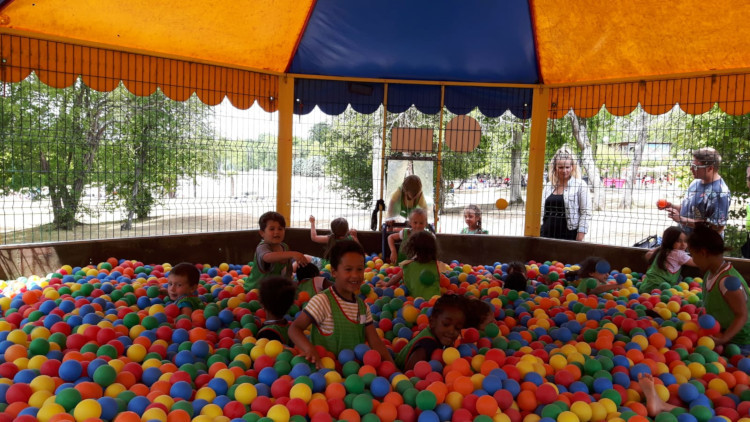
[[293, 156, 326, 177]]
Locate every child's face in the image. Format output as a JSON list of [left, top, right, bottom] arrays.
[[167, 273, 194, 301], [672, 233, 688, 251], [409, 214, 427, 232], [260, 220, 285, 245], [332, 252, 365, 300], [430, 307, 465, 347], [464, 210, 479, 229], [591, 272, 608, 283]]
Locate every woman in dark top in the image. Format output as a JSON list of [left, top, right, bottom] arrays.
[[540, 147, 591, 241]]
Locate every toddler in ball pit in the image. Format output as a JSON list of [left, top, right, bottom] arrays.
[[378, 231, 445, 300], [289, 240, 393, 368], [294, 262, 332, 300], [388, 207, 429, 264], [396, 294, 487, 371], [639, 226, 696, 293], [308, 215, 360, 270], [566, 256, 618, 295], [256, 276, 297, 346], [164, 262, 203, 316]]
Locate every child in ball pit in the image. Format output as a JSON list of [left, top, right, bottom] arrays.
[[688, 223, 750, 351], [294, 262, 332, 300], [639, 226, 696, 293], [164, 262, 203, 315], [246, 211, 308, 290], [396, 294, 470, 371], [308, 215, 360, 270], [566, 256, 618, 295], [378, 231, 445, 300], [289, 240, 393, 368], [256, 276, 297, 346], [388, 207, 429, 264]]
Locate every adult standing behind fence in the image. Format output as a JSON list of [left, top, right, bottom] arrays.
[[386, 175, 428, 220], [540, 147, 591, 241], [661, 148, 730, 235]]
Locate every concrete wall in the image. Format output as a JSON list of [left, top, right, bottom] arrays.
[[2, 229, 749, 279]]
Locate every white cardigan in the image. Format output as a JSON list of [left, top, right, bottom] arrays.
[[541, 177, 591, 233]]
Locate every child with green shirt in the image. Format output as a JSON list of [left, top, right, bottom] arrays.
[[289, 240, 393, 369], [247, 211, 308, 290], [257, 276, 297, 346], [379, 231, 443, 300], [165, 262, 204, 315]]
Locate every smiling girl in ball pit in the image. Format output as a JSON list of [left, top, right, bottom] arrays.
[[289, 240, 394, 369]]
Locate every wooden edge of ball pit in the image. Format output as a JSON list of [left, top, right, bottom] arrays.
[[1, 228, 748, 281]]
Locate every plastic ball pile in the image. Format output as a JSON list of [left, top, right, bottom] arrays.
[[1, 256, 750, 422]]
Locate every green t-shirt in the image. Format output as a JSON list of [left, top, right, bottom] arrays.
[[402, 260, 441, 299], [576, 278, 599, 295], [460, 227, 488, 234], [172, 295, 204, 310]]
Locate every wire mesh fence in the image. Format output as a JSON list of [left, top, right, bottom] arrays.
[[1, 53, 748, 256]]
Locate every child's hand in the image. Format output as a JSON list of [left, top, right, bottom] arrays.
[[389, 252, 398, 264], [309, 215, 316, 225], [293, 252, 309, 266], [349, 228, 357, 237], [303, 349, 323, 369], [376, 280, 388, 288]]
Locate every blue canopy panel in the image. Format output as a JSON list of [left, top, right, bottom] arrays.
[[290, 0, 539, 84], [294, 79, 533, 118]]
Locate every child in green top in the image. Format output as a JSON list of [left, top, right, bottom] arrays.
[[289, 240, 393, 369], [380, 231, 443, 299], [257, 276, 297, 346], [295, 263, 332, 301], [247, 212, 308, 290], [397, 294, 469, 370], [388, 208, 428, 264], [688, 224, 750, 350], [164, 262, 204, 315], [639, 226, 695, 293], [308, 215, 360, 269], [460, 204, 488, 234], [566, 257, 618, 295]]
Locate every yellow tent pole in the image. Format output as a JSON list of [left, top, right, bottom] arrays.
[[378, 83, 389, 228], [277, 75, 294, 224], [435, 85, 446, 231], [524, 86, 550, 237]]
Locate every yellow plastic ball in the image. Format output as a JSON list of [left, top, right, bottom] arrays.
[[267, 404, 291, 422], [73, 398, 102, 422]]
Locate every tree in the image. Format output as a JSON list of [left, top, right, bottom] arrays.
[[569, 110, 606, 211], [0, 75, 118, 229], [106, 89, 215, 230], [620, 109, 650, 208]]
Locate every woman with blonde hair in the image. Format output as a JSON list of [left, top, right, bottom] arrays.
[[540, 147, 591, 241]]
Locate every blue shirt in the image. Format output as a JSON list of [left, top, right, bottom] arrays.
[[680, 178, 730, 234]]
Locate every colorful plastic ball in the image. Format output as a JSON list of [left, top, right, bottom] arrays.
[[267, 404, 290, 422], [698, 315, 717, 329], [92, 364, 117, 387], [58, 360, 83, 382], [73, 399, 102, 422], [595, 260, 611, 274], [416, 390, 437, 411], [678, 383, 700, 402]]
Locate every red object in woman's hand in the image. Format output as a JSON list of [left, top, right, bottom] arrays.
[[656, 199, 669, 209]]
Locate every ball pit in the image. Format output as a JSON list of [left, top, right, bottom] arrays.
[[0, 255, 749, 422]]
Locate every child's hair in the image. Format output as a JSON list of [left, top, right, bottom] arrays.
[[409, 207, 428, 221], [464, 204, 483, 231], [296, 263, 320, 281], [329, 240, 365, 270], [565, 256, 604, 281], [687, 223, 729, 255], [430, 294, 468, 323], [259, 277, 296, 318], [170, 262, 200, 287], [506, 261, 526, 276], [404, 231, 438, 263], [324, 217, 350, 260], [464, 298, 492, 329], [258, 211, 286, 231], [504, 272, 528, 291], [402, 175, 423, 197], [650, 226, 684, 271]]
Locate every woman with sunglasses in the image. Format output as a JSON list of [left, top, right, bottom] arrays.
[[660, 147, 730, 235]]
